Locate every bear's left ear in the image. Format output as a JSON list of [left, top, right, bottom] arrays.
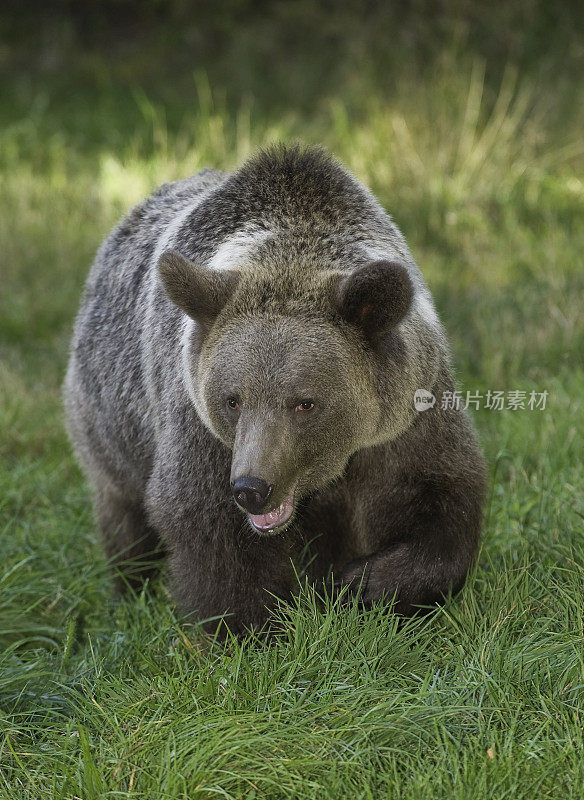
[[332, 260, 414, 343]]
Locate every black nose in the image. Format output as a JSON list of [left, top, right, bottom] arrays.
[[231, 476, 273, 514]]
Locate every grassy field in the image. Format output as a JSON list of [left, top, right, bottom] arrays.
[[1, 5, 584, 798]]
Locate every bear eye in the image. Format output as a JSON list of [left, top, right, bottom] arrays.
[[295, 400, 315, 413], [227, 397, 240, 410]]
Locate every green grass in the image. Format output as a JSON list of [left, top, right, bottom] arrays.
[[1, 7, 584, 798]]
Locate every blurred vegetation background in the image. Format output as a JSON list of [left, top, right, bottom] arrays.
[[1, 3, 584, 797], [2, 0, 583, 377]]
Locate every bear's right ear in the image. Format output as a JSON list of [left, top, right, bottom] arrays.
[[158, 250, 240, 325]]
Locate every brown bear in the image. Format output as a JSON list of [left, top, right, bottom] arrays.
[[64, 144, 486, 635]]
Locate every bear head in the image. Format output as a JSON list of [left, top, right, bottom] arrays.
[[158, 243, 433, 535]]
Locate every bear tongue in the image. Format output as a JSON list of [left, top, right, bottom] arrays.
[[249, 495, 294, 531]]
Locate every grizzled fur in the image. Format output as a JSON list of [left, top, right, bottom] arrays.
[[64, 145, 486, 635]]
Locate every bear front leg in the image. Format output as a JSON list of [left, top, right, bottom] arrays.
[[93, 475, 164, 593], [166, 534, 298, 636], [338, 477, 485, 615], [146, 439, 299, 637]]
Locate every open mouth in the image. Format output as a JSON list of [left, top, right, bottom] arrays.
[[248, 494, 294, 532]]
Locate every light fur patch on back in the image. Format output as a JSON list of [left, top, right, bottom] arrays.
[[152, 196, 207, 264], [180, 316, 198, 404], [180, 316, 214, 432], [413, 292, 440, 329], [207, 228, 273, 271]]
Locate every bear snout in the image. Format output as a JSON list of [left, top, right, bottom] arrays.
[[231, 476, 274, 514]]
